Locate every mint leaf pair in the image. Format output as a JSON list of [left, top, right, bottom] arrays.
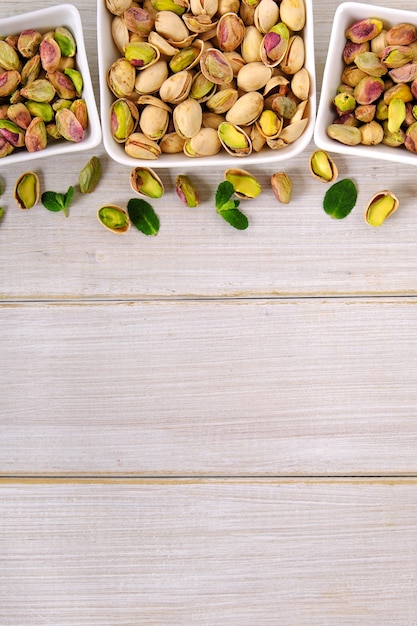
[[41, 186, 74, 217], [215, 181, 248, 230]]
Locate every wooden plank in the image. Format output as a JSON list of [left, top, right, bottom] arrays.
[[2, 299, 417, 476], [1, 478, 417, 625], [1, 1, 417, 299]]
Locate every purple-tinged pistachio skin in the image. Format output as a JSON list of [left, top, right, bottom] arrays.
[[354, 76, 384, 105], [55, 108, 85, 142], [0, 70, 21, 98], [386, 23, 417, 46], [345, 18, 383, 44], [25, 116, 48, 152]]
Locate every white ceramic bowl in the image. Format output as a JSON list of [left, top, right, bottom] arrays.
[[315, 2, 417, 166], [0, 4, 101, 166], [97, 0, 316, 168]]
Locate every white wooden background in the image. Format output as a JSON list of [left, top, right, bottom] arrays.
[[1, 0, 417, 623]]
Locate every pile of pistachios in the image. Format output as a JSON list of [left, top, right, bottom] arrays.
[[105, 0, 310, 159], [0, 25, 88, 158], [327, 18, 417, 153]]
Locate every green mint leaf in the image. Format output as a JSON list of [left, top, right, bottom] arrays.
[[217, 198, 240, 213], [218, 208, 249, 230], [127, 198, 160, 236], [323, 178, 357, 219], [215, 180, 234, 211], [64, 186, 74, 209], [41, 191, 66, 212]]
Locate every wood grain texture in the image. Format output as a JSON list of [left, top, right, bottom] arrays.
[[2, 299, 417, 476], [1, 1, 417, 299], [1, 479, 417, 626]]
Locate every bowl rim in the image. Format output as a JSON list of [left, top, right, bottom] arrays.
[[0, 3, 102, 167], [314, 1, 417, 166]]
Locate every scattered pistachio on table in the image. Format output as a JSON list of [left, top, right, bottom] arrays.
[[98, 205, 131, 233], [79, 156, 102, 194], [309, 150, 338, 183], [175, 174, 199, 207], [270, 171, 292, 204], [364, 190, 399, 227], [14, 172, 40, 210]]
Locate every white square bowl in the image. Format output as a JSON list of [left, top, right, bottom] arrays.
[[0, 4, 101, 166], [314, 2, 417, 166], [97, 0, 316, 168]]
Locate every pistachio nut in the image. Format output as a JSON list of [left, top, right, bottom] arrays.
[[134, 59, 169, 94], [151, 0, 188, 16], [14, 172, 40, 209], [175, 174, 200, 206], [256, 109, 282, 139], [160, 70, 193, 103], [365, 190, 399, 227], [271, 95, 296, 120], [342, 41, 370, 65], [389, 62, 417, 84], [160, 131, 186, 153], [111, 16, 130, 53], [125, 132, 162, 159], [354, 51, 387, 77], [279, 0, 306, 32], [225, 91, 263, 125], [124, 6, 155, 37], [40, 36, 62, 73], [326, 123, 361, 146], [155, 10, 189, 42], [190, 0, 219, 18], [309, 150, 338, 183], [125, 41, 160, 69], [131, 167, 164, 198], [25, 116, 48, 152], [353, 76, 385, 105], [404, 121, 417, 153], [216, 12, 245, 52], [0, 40, 21, 71], [386, 23, 417, 46], [206, 87, 238, 114], [183, 126, 221, 156], [200, 48, 234, 84], [173, 97, 203, 138], [55, 108, 85, 142], [110, 98, 139, 142], [21, 54, 41, 86], [345, 18, 383, 44], [79, 156, 102, 194], [55, 26, 77, 57], [280, 34, 305, 75], [169, 41, 204, 73], [355, 103, 376, 123], [225, 168, 261, 199], [17, 29, 42, 58], [148, 31, 179, 57], [106, 0, 133, 15], [190, 71, 216, 102], [253, 0, 279, 34], [291, 67, 310, 101], [98, 205, 130, 234], [236, 61, 272, 92], [0, 70, 22, 98], [380, 45, 414, 69], [107, 57, 136, 98], [382, 121, 405, 147], [7, 103, 32, 129], [387, 98, 406, 133], [240, 25, 262, 63], [139, 104, 169, 140], [70, 99, 88, 129], [0, 136, 14, 158], [260, 22, 289, 67], [383, 82, 413, 105], [64, 68, 83, 96], [47, 70, 77, 100], [0, 119, 26, 147], [218, 121, 252, 156], [183, 13, 218, 34], [270, 172, 292, 204]]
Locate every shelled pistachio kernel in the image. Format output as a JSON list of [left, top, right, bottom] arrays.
[[309, 150, 338, 183], [365, 190, 399, 226], [97, 205, 130, 233], [175, 175, 199, 207], [270, 172, 292, 204], [14, 172, 40, 209]]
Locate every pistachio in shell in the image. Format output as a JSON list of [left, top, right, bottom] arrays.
[[173, 97, 203, 138], [200, 48, 234, 84], [125, 132, 162, 159], [125, 41, 160, 69], [183, 126, 221, 156], [279, 0, 306, 32], [365, 190, 399, 227], [260, 22, 290, 67], [159, 70, 193, 104], [139, 104, 169, 141], [218, 121, 252, 156], [216, 12, 245, 52], [14, 172, 40, 209], [131, 167, 164, 198], [309, 150, 338, 183], [107, 58, 136, 98], [110, 98, 139, 142], [225, 91, 263, 125], [225, 168, 261, 199], [98, 205, 130, 234]]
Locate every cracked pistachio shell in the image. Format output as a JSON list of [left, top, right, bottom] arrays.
[[134, 59, 169, 94], [279, 0, 305, 31], [98, 205, 130, 234], [54, 27, 77, 57], [225, 91, 263, 125], [55, 108, 85, 142], [183, 14, 218, 34], [169, 41, 204, 72], [160, 70, 193, 103], [240, 3, 256, 27], [345, 18, 383, 44], [173, 97, 203, 138], [271, 172, 292, 204], [176, 174, 199, 206], [107, 58, 136, 98], [111, 16, 130, 54], [0, 70, 21, 98], [309, 150, 338, 183], [0, 41, 20, 71], [7, 103, 32, 129], [110, 98, 139, 142], [0, 119, 26, 147], [365, 191, 399, 227], [256, 109, 282, 139], [183, 126, 221, 155], [246, 122, 266, 151], [40, 36, 61, 73], [125, 42, 160, 69], [152, 0, 189, 15], [190, 0, 218, 18], [202, 111, 225, 129], [327, 123, 361, 146], [17, 30, 42, 58], [79, 156, 102, 194], [147, 31, 179, 57], [206, 87, 238, 114], [280, 35, 305, 75], [216, 13, 245, 52], [237, 61, 272, 92], [291, 67, 310, 101], [106, 0, 132, 16], [14, 172, 40, 209], [225, 168, 261, 199], [218, 121, 252, 156], [277, 117, 308, 144], [254, 0, 279, 34], [125, 132, 162, 159], [200, 48, 234, 84], [190, 71, 216, 101], [155, 10, 189, 42], [131, 167, 164, 198], [240, 26, 262, 63], [260, 22, 290, 67], [139, 104, 169, 140]]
